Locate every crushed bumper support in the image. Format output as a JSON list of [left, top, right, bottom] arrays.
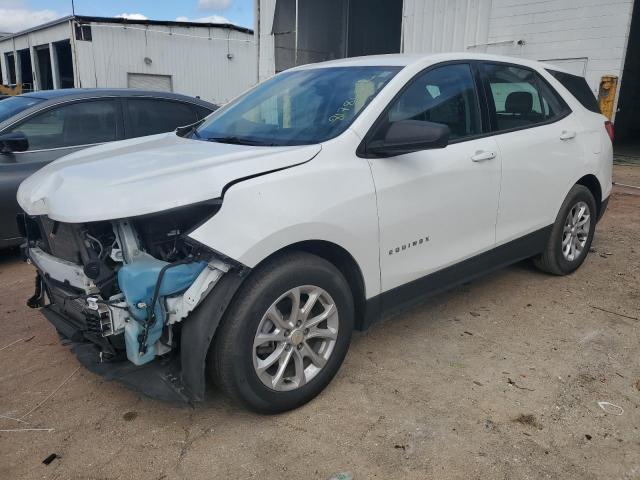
[[38, 266, 249, 404], [42, 306, 191, 403]]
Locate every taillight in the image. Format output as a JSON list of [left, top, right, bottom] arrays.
[[604, 120, 614, 142]]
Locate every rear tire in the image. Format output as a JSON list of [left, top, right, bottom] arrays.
[[533, 184, 596, 275], [209, 251, 354, 413]]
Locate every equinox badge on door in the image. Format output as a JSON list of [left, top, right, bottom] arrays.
[[389, 237, 430, 256]]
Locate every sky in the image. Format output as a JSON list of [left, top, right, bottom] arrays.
[[0, 0, 255, 33]]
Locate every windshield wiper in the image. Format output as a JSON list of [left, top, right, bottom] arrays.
[[176, 120, 204, 138], [206, 136, 272, 146]]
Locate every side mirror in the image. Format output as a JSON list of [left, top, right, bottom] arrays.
[[0, 132, 29, 153], [367, 120, 449, 157]]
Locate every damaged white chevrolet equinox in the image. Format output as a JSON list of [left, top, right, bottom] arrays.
[[17, 53, 612, 412]]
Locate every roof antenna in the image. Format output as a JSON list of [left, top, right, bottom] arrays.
[[71, 0, 76, 16]]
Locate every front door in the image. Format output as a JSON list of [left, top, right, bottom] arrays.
[[366, 63, 502, 297]]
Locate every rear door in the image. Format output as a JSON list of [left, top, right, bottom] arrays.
[[123, 98, 201, 138], [0, 98, 123, 243], [480, 62, 585, 244]]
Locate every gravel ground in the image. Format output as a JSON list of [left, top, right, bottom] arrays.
[[0, 165, 638, 480]]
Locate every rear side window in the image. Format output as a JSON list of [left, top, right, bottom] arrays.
[[483, 63, 569, 132], [9, 100, 119, 150], [126, 99, 199, 138], [547, 69, 600, 114]]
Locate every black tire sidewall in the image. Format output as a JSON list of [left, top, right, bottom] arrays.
[[216, 254, 354, 412], [551, 186, 597, 274]]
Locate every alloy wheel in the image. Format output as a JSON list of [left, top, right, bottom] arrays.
[[252, 285, 339, 391], [562, 201, 591, 261]]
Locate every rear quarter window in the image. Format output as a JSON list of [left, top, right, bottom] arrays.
[[547, 70, 601, 114]]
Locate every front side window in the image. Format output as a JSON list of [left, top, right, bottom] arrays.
[[381, 63, 482, 141], [483, 64, 568, 131], [193, 66, 401, 146], [9, 100, 119, 150]]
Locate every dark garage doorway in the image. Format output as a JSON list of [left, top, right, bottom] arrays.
[[54, 40, 75, 88], [35, 45, 54, 90], [4, 52, 16, 84], [17, 49, 33, 90], [615, 0, 640, 149], [273, 0, 403, 73]]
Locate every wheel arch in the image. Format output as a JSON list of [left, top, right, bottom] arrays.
[[575, 174, 603, 216], [255, 240, 368, 330]]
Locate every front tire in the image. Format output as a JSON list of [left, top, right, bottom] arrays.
[[533, 184, 597, 275], [209, 251, 354, 413]]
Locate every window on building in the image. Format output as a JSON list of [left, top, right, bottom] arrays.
[[381, 63, 482, 141], [126, 99, 199, 137], [10, 100, 119, 150], [483, 63, 568, 131], [74, 23, 92, 41]]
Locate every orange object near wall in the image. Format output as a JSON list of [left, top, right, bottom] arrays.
[[598, 75, 619, 121]]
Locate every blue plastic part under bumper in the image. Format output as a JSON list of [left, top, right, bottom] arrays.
[[117, 256, 207, 365]]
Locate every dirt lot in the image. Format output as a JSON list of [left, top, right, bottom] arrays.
[[1, 165, 639, 480]]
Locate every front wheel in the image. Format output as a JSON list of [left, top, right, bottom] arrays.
[[533, 184, 597, 275], [209, 251, 354, 413]]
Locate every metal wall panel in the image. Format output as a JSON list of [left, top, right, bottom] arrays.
[[0, 20, 256, 103], [74, 22, 256, 104], [483, 0, 635, 96], [399, 0, 635, 117], [258, 0, 277, 81], [401, 0, 493, 54]]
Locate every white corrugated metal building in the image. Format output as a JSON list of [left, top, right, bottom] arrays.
[[255, 0, 640, 141], [0, 15, 257, 104]]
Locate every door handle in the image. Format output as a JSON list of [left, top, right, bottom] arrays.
[[471, 151, 496, 162], [560, 130, 576, 140]]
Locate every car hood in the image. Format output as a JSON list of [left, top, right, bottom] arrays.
[[17, 133, 321, 223]]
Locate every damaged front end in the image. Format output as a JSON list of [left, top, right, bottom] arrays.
[[20, 201, 247, 403]]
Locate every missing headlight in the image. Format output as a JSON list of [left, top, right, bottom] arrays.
[[132, 199, 222, 262]]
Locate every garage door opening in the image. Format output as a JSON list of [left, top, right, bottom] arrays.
[[54, 40, 75, 88], [615, 0, 640, 151], [17, 48, 33, 90], [272, 0, 403, 73], [4, 52, 16, 85], [35, 45, 53, 90]]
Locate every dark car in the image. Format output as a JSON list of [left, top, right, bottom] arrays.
[[0, 89, 216, 248]]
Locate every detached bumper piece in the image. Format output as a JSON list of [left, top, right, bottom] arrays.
[[41, 305, 193, 404]]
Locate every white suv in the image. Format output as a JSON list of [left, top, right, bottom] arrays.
[[17, 53, 612, 412]]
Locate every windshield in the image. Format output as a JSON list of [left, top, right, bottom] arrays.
[[0, 96, 44, 124], [193, 66, 401, 146]]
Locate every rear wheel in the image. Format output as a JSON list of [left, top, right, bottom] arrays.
[[533, 184, 597, 275], [209, 251, 354, 413]]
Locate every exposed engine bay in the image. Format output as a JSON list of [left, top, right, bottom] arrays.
[[19, 201, 242, 401]]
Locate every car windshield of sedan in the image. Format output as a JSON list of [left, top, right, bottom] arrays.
[[192, 66, 402, 146], [0, 96, 44, 124]]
